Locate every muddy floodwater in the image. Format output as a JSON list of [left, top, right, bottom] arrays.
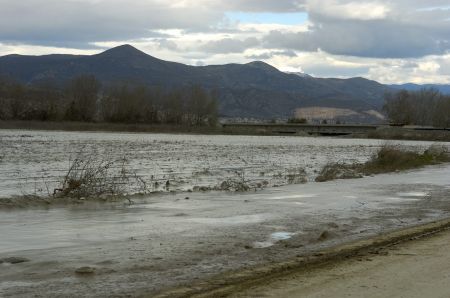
[[1, 129, 450, 297], [0, 129, 446, 198], [1, 164, 450, 297]]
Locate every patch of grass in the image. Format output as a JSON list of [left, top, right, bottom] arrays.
[[316, 144, 450, 182], [315, 163, 362, 182], [363, 145, 449, 175]]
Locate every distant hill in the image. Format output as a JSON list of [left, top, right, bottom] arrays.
[[0, 44, 393, 121], [390, 83, 450, 95]]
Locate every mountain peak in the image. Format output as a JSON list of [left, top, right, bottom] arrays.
[[97, 44, 148, 58], [246, 61, 279, 72]]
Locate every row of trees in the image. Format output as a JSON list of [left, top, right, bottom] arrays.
[[0, 75, 218, 126], [384, 88, 450, 127]]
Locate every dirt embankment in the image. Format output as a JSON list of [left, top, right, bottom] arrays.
[[231, 223, 450, 298], [154, 219, 450, 298], [0, 120, 222, 134], [2, 120, 450, 141]]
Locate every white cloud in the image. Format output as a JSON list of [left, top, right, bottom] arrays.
[[307, 0, 390, 20], [0, 0, 449, 84]]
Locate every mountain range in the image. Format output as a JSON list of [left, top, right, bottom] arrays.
[[390, 83, 450, 95], [0, 44, 441, 121]]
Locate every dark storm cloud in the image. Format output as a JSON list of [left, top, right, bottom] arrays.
[[0, 0, 222, 46], [0, 0, 449, 61], [201, 37, 260, 54], [264, 19, 450, 58], [262, 1, 450, 59], [0, 0, 305, 47]]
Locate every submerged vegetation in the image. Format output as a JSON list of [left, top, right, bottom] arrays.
[[316, 145, 450, 182]]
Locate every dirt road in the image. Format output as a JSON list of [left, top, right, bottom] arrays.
[[232, 228, 450, 298]]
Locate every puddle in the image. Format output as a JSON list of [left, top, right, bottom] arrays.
[[397, 192, 429, 197], [384, 197, 420, 202], [189, 214, 269, 225], [253, 232, 295, 248], [271, 232, 295, 241], [266, 194, 317, 200]]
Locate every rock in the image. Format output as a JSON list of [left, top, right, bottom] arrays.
[[0, 257, 30, 264], [327, 222, 339, 229], [75, 266, 96, 275], [318, 230, 331, 241], [185, 197, 190, 200]]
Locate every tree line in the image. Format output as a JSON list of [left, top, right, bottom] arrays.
[[0, 75, 218, 126], [384, 88, 450, 127]]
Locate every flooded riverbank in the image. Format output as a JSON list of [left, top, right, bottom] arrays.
[[1, 129, 446, 199], [1, 164, 450, 297]]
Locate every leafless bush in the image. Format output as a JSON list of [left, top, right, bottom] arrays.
[[216, 170, 251, 192], [54, 156, 147, 198], [315, 163, 362, 182], [315, 144, 450, 182], [285, 167, 308, 184]]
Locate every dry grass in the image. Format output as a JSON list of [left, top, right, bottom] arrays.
[[316, 144, 450, 182], [363, 144, 449, 174], [54, 156, 147, 198]]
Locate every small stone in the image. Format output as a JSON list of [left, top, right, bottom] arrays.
[[75, 266, 96, 275], [318, 230, 331, 241], [185, 197, 190, 200]]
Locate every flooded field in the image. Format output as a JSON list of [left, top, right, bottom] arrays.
[[0, 129, 446, 198], [1, 165, 450, 297], [1, 129, 450, 297]]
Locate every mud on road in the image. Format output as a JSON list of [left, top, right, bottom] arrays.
[[226, 221, 450, 298]]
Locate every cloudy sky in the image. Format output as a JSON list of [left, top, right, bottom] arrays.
[[0, 0, 449, 84]]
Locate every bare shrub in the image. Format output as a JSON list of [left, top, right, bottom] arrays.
[[216, 170, 251, 192], [315, 163, 362, 182], [316, 144, 450, 182], [363, 144, 449, 174], [54, 156, 147, 198], [285, 167, 308, 184]]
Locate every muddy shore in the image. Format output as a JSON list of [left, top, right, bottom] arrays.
[[229, 222, 450, 298], [2, 120, 449, 141]]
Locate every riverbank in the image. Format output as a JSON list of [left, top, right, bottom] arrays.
[[0, 120, 222, 135], [1, 120, 450, 141], [228, 222, 450, 298]]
